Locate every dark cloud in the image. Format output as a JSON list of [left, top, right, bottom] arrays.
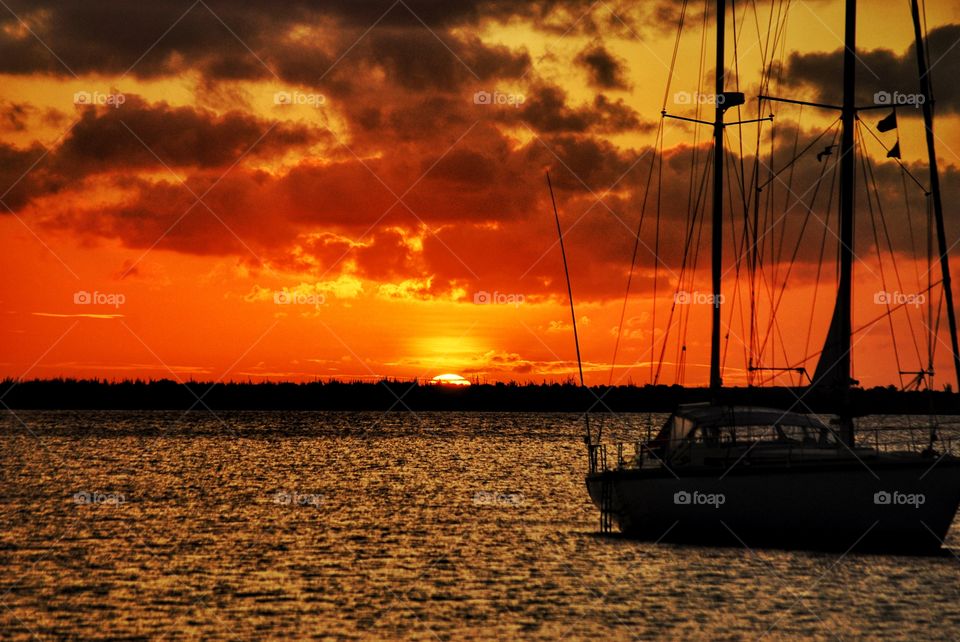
[[781, 24, 960, 113], [426, 149, 497, 185], [353, 229, 421, 280], [520, 86, 595, 132], [0, 0, 591, 81], [502, 85, 648, 134], [0, 101, 31, 132], [2, 1, 954, 307], [0, 96, 322, 211], [529, 133, 643, 192], [0, 142, 58, 210], [56, 96, 321, 172], [21, 111, 960, 305], [21, 110, 645, 290], [383, 96, 475, 142], [366, 29, 529, 91], [576, 44, 630, 90]]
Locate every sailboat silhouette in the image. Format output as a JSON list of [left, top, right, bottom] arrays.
[[577, 0, 960, 553]]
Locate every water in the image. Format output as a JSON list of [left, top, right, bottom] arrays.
[[2, 411, 959, 640]]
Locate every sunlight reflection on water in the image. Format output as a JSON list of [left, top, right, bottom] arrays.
[[1, 411, 959, 640]]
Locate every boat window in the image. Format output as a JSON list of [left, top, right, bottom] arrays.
[[776, 424, 811, 443], [734, 425, 781, 443], [779, 423, 839, 445], [691, 425, 720, 445], [682, 419, 836, 446], [815, 426, 839, 445]]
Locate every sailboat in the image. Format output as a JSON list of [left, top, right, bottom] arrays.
[[577, 0, 960, 553]]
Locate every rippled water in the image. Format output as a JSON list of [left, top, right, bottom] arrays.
[[2, 411, 959, 640]]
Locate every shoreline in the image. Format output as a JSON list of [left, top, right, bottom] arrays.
[[3, 378, 958, 414]]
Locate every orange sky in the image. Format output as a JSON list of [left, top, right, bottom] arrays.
[[2, 0, 960, 389]]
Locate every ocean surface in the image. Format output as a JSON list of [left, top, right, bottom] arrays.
[[2, 411, 959, 641]]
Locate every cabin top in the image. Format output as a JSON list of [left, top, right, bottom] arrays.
[[672, 403, 829, 429], [653, 403, 836, 449]]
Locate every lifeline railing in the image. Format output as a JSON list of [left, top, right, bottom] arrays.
[[588, 425, 960, 473]]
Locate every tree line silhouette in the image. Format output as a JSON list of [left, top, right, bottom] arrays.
[[1, 378, 957, 414]]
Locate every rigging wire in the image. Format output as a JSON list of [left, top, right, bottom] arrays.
[[858, 122, 924, 374], [546, 173, 589, 444], [857, 122, 928, 191], [661, 0, 690, 111], [755, 279, 944, 385], [755, 0, 794, 377], [656, 0, 712, 385], [656, 152, 712, 385], [756, 120, 842, 361], [858, 126, 909, 389], [608, 119, 664, 385], [615, 0, 939, 392], [652, 124, 663, 383], [802, 144, 841, 370]]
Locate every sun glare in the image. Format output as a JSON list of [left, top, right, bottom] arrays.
[[430, 373, 471, 386]]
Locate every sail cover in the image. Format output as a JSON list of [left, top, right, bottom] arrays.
[[811, 291, 849, 392]]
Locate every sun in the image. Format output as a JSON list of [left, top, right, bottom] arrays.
[[430, 373, 471, 386]]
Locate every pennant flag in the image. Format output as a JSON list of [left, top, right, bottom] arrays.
[[887, 141, 901, 159], [816, 145, 836, 162], [877, 110, 897, 132]]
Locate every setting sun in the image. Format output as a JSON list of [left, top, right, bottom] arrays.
[[430, 373, 471, 386]]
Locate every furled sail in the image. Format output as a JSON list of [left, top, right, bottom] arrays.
[[810, 292, 847, 392]]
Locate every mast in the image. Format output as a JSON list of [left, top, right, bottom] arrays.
[[547, 172, 585, 390], [547, 172, 591, 446], [910, 0, 960, 390], [835, 0, 856, 445], [709, 0, 725, 397]]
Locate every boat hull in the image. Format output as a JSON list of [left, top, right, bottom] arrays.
[[586, 458, 960, 553]]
